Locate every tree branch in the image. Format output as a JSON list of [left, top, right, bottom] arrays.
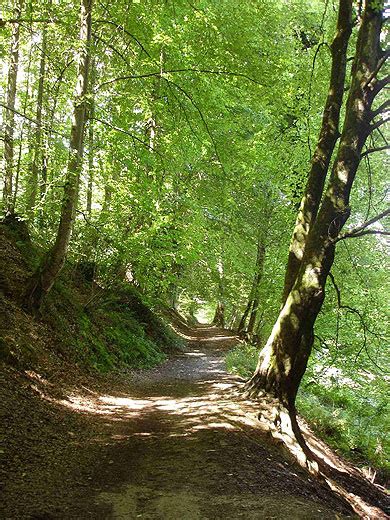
[[93, 19, 154, 59], [369, 115, 390, 133], [373, 74, 390, 95], [0, 18, 58, 25], [363, 49, 389, 89], [336, 208, 390, 241], [361, 144, 390, 158], [162, 78, 226, 176], [92, 116, 163, 156], [342, 229, 390, 239], [96, 68, 264, 91], [0, 102, 66, 137], [370, 99, 390, 120]]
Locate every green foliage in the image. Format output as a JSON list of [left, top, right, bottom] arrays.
[[1, 0, 388, 482], [47, 279, 181, 372], [225, 342, 390, 478], [297, 380, 389, 477], [225, 342, 259, 379]]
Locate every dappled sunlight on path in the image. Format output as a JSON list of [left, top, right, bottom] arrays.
[[41, 326, 367, 519]]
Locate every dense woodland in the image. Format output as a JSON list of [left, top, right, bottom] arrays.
[[1, 0, 389, 512]]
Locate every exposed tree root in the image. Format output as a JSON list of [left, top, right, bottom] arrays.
[[246, 391, 389, 519]]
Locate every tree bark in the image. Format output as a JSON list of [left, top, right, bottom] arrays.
[[39, 62, 66, 224], [247, 242, 265, 335], [246, 1, 383, 409], [237, 297, 253, 334], [281, 0, 353, 304], [212, 258, 225, 327], [26, 20, 48, 218], [2, 0, 23, 216], [86, 57, 95, 215], [26, 0, 93, 310], [13, 40, 33, 210], [212, 301, 225, 328]]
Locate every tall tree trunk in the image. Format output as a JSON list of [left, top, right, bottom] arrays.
[[26, 20, 48, 218], [13, 39, 33, 210], [39, 63, 65, 224], [237, 297, 253, 333], [247, 241, 266, 335], [238, 227, 267, 335], [26, 0, 93, 310], [212, 258, 225, 327], [246, 1, 383, 410], [212, 301, 225, 328], [2, 0, 23, 216], [86, 57, 95, 215], [281, 0, 352, 304]]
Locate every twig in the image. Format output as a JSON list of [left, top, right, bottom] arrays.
[[361, 145, 390, 158], [97, 68, 264, 91], [92, 116, 164, 156], [336, 208, 390, 241], [369, 115, 390, 133], [0, 102, 67, 137]]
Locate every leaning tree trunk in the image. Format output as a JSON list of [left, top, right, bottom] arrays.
[[246, 0, 383, 411], [26, 0, 93, 310], [2, 0, 23, 216], [237, 296, 253, 334], [281, 0, 352, 304]]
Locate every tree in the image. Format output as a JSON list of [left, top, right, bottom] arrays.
[[245, 0, 385, 437], [26, 7, 49, 218], [26, 0, 93, 309], [237, 233, 266, 335], [281, 0, 353, 304], [2, 0, 23, 216]]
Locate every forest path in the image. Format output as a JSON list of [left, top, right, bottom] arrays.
[[77, 325, 353, 519], [2, 325, 359, 519]]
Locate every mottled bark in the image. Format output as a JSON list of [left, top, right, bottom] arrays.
[[2, 0, 23, 215], [26, 0, 93, 310], [247, 1, 383, 407], [282, 0, 353, 304]]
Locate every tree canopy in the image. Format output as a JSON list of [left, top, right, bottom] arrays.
[[1, 0, 389, 481]]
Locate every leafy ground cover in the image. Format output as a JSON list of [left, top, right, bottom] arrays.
[[225, 342, 389, 485]]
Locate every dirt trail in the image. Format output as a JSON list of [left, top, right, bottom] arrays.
[[1, 326, 368, 519]]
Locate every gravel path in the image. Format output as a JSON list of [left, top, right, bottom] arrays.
[[0, 326, 364, 519]]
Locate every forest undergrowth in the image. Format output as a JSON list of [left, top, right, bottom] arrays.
[[0, 218, 183, 375], [225, 342, 389, 486]]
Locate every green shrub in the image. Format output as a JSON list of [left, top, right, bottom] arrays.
[[225, 342, 258, 379]]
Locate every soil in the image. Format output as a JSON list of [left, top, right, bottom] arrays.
[[1, 325, 389, 519]]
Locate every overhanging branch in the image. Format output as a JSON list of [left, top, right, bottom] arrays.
[[97, 68, 265, 91], [92, 116, 164, 157], [369, 115, 390, 133], [336, 208, 390, 241], [361, 145, 390, 158]]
